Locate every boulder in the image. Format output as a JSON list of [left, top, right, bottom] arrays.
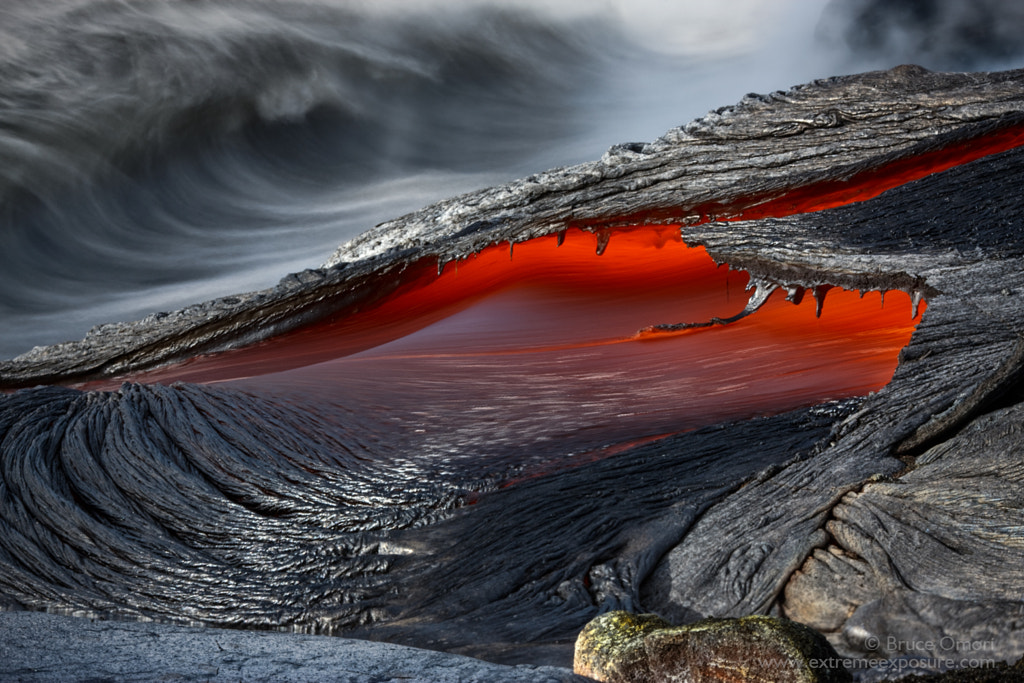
[[574, 611, 851, 682]]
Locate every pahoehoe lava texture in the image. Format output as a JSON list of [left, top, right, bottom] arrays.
[[4, 65, 1024, 676], [0, 380, 845, 661]]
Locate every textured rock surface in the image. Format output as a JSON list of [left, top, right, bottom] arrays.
[[0, 611, 588, 683], [574, 612, 672, 682], [3, 65, 1024, 679], [574, 611, 850, 683], [641, 140, 1024, 668]]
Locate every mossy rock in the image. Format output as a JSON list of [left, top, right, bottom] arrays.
[[575, 612, 673, 682], [574, 611, 851, 682]]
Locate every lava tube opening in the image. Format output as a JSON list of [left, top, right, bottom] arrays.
[[93, 227, 925, 472]]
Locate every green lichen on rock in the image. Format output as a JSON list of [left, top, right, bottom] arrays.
[[574, 611, 851, 682], [574, 612, 672, 682]]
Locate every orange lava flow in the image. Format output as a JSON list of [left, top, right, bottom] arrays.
[[95, 228, 925, 456], [94, 227, 725, 387]]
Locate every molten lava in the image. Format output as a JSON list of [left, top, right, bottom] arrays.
[[100, 228, 923, 463]]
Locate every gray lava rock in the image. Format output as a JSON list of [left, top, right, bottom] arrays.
[[0, 611, 588, 683]]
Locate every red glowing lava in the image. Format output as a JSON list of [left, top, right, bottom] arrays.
[[102, 227, 922, 389], [90, 228, 924, 458]]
